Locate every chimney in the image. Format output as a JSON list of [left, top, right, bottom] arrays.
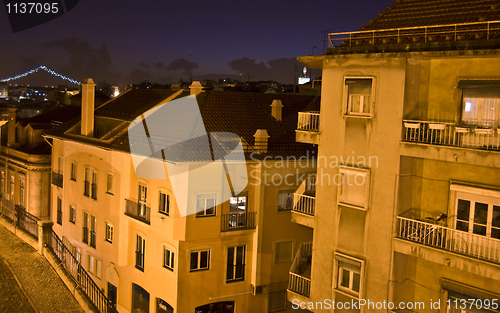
[[270, 99, 284, 121], [253, 129, 270, 153], [7, 107, 16, 147], [189, 81, 203, 96], [81, 78, 95, 136]]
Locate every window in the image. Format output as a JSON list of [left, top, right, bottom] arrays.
[[453, 186, 500, 240], [196, 194, 216, 217], [337, 166, 370, 210], [83, 212, 89, 244], [91, 171, 98, 200], [277, 191, 294, 211], [57, 156, 63, 174], [105, 223, 113, 243], [156, 298, 173, 313], [138, 184, 148, 218], [334, 253, 364, 298], [84, 167, 90, 197], [275, 241, 293, 263], [344, 77, 375, 117], [135, 235, 145, 271], [459, 80, 500, 127], [226, 245, 245, 282], [159, 191, 170, 215], [0, 171, 4, 193], [268, 290, 287, 312], [9, 175, 14, 199], [90, 215, 97, 248], [69, 205, 76, 224], [190, 249, 210, 271], [70, 162, 77, 181], [56, 197, 62, 225], [88, 254, 102, 278], [19, 178, 25, 207], [230, 193, 247, 212], [163, 247, 174, 271], [106, 174, 114, 195]]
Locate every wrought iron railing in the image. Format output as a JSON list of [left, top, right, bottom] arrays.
[[297, 112, 320, 132], [0, 197, 15, 221], [125, 199, 151, 225], [292, 194, 315, 216], [288, 242, 312, 297], [47, 230, 117, 313], [221, 212, 256, 232], [16, 206, 39, 238], [402, 120, 500, 151], [397, 212, 500, 263], [52, 171, 63, 188]]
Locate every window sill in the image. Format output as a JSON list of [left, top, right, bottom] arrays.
[[69, 221, 75, 224], [334, 288, 360, 300], [338, 202, 368, 211], [105, 239, 112, 244], [135, 265, 144, 272], [106, 192, 114, 196], [189, 268, 210, 273], [342, 114, 373, 119], [195, 214, 216, 218], [158, 211, 169, 217], [277, 208, 292, 212], [226, 278, 245, 284], [163, 265, 173, 272]]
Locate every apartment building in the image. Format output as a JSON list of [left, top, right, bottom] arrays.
[[288, 0, 500, 312], [46, 79, 318, 313]]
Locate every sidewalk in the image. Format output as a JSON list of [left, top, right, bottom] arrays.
[[0, 224, 84, 313]]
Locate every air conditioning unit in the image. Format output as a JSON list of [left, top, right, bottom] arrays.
[[251, 284, 267, 295]]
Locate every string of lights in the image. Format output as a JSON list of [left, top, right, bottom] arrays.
[[0, 65, 81, 85]]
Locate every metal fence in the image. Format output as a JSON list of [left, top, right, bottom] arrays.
[[297, 112, 320, 132], [125, 199, 151, 225], [292, 194, 315, 216], [16, 206, 39, 238], [221, 212, 256, 232], [47, 230, 117, 313]]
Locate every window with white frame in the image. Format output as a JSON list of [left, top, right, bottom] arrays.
[[190, 249, 210, 271], [275, 241, 293, 263], [278, 191, 294, 211], [159, 191, 170, 215], [337, 166, 370, 210], [196, 194, 216, 217], [106, 174, 114, 195], [452, 185, 500, 240], [459, 81, 500, 127], [70, 162, 77, 181], [230, 192, 247, 213], [138, 184, 148, 218], [135, 235, 145, 271], [226, 245, 245, 282], [88, 254, 102, 278], [105, 223, 113, 243], [163, 247, 174, 271], [69, 205, 76, 224], [334, 253, 364, 298], [19, 177, 25, 207], [344, 77, 375, 117]]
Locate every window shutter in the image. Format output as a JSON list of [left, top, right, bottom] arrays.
[[339, 168, 368, 208]]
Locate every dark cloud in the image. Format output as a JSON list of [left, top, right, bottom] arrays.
[[42, 37, 113, 82], [139, 61, 150, 68], [167, 58, 198, 75], [153, 62, 166, 70], [228, 57, 303, 83], [127, 68, 149, 84]]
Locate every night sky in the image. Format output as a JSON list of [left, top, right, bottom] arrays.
[[0, 0, 395, 86]]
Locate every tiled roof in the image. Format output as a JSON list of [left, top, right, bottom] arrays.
[[360, 0, 500, 31]]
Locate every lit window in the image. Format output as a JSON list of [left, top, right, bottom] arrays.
[[230, 193, 247, 212], [196, 194, 216, 217], [106, 174, 114, 195], [88, 254, 102, 279], [69, 205, 76, 223], [19, 178, 25, 207], [163, 247, 174, 271], [275, 241, 293, 263], [344, 78, 375, 117], [138, 184, 148, 218], [190, 249, 210, 271], [337, 166, 370, 210], [159, 192, 170, 215], [334, 253, 364, 298], [227, 245, 245, 282]]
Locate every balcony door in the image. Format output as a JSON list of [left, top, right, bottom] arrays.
[[138, 184, 148, 217], [229, 193, 247, 227]]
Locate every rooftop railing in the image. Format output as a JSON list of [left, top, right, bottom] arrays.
[[329, 20, 500, 49]]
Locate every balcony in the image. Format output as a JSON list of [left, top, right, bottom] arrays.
[[125, 199, 151, 225], [291, 175, 316, 228], [296, 112, 320, 144], [52, 172, 63, 188], [221, 212, 256, 232], [288, 242, 312, 298], [397, 209, 500, 264]]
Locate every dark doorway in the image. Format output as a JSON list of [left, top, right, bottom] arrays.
[[108, 282, 117, 307], [195, 301, 234, 313], [132, 283, 150, 313]]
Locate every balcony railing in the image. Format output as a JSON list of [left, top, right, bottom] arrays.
[[403, 120, 500, 151], [16, 207, 39, 239], [293, 194, 315, 216], [125, 199, 151, 225], [297, 112, 320, 132], [288, 242, 312, 297], [52, 171, 63, 188], [0, 196, 15, 221], [397, 213, 500, 263], [221, 212, 256, 232]]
